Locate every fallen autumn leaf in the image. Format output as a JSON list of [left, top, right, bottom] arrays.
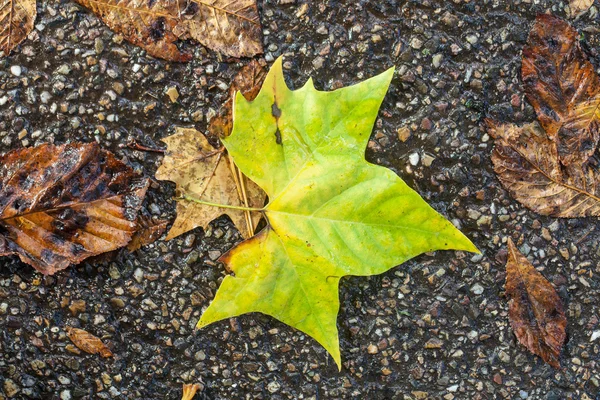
[[505, 238, 566, 369], [196, 57, 479, 369], [487, 15, 600, 218], [0, 0, 36, 57], [73, 0, 263, 62], [66, 326, 113, 358], [156, 127, 266, 240], [0, 142, 148, 274]]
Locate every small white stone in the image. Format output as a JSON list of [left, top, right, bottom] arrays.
[[471, 283, 484, 295], [447, 384, 459, 392], [10, 65, 21, 76], [591, 331, 600, 342], [409, 152, 420, 166]]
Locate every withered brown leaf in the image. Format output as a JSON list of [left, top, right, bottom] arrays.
[[66, 326, 113, 358], [73, 0, 263, 62], [0, 0, 36, 56], [505, 238, 566, 369], [208, 60, 267, 139], [126, 216, 169, 252], [156, 127, 266, 240], [487, 121, 600, 217], [0, 142, 148, 274], [522, 14, 600, 166]]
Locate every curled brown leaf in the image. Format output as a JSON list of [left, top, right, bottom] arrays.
[[505, 238, 566, 369], [66, 327, 113, 358]]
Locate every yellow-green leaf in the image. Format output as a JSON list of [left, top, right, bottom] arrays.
[[197, 57, 479, 369]]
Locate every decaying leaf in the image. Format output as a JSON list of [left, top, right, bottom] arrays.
[[569, 0, 594, 17], [66, 326, 113, 358], [488, 15, 600, 218], [156, 127, 266, 240], [208, 60, 268, 139], [522, 14, 600, 166], [197, 57, 479, 368], [181, 383, 201, 400], [0, 142, 148, 274], [488, 121, 600, 217], [505, 238, 566, 368], [127, 216, 169, 251], [0, 0, 37, 56], [73, 0, 263, 62]]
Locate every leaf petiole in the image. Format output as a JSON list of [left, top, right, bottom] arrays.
[[179, 194, 265, 213]]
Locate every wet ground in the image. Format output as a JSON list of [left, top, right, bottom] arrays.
[[1, 0, 600, 399]]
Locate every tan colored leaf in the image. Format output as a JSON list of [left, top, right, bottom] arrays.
[[522, 14, 600, 165], [156, 127, 265, 240], [0, 0, 36, 56], [72, 0, 263, 62], [488, 120, 600, 217], [570, 0, 594, 16], [66, 326, 113, 358], [208, 60, 267, 138], [505, 238, 566, 369], [126, 216, 168, 251], [181, 383, 201, 400], [0, 142, 148, 274]]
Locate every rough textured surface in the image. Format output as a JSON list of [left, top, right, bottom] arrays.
[[0, 0, 599, 399]]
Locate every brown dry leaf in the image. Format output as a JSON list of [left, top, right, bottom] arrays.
[[522, 14, 600, 166], [569, 0, 594, 17], [0, 0, 36, 56], [126, 216, 169, 252], [487, 121, 600, 217], [208, 60, 267, 138], [505, 238, 566, 368], [66, 326, 113, 358], [0, 142, 148, 274], [181, 383, 201, 400], [156, 127, 265, 240], [73, 0, 263, 62]]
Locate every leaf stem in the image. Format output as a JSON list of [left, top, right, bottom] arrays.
[[179, 194, 265, 213]]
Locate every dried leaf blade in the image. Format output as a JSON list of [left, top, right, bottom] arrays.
[[0, 0, 36, 56], [72, 0, 263, 61], [522, 14, 600, 165], [505, 238, 566, 368], [66, 327, 113, 358], [488, 120, 600, 217], [0, 142, 148, 274], [155, 127, 265, 240]]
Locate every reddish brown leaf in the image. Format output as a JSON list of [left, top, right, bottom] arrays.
[[487, 120, 600, 217], [66, 326, 113, 358], [0, 142, 148, 274], [208, 60, 268, 139], [522, 14, 600, 166], [505, 238, 566, 368], [72, 0, 263, 62], [126, 216, 168, 252]]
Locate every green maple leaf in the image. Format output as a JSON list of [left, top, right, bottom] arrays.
[[196, 57, 478, 368]]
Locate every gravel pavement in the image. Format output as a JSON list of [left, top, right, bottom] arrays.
[[1, 0, 600, 399]]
